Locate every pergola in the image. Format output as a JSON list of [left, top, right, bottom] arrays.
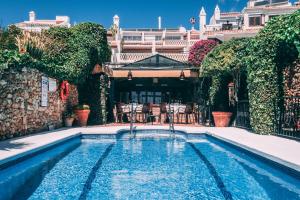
[[108, 54, 200, 104]]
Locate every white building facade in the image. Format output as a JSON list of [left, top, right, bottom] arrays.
[[108, 0, 299, 65], [15, 11, 71, 32]]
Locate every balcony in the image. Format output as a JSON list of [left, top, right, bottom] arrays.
[[115, 53, 189, 64], [112, 39, 199, 48]]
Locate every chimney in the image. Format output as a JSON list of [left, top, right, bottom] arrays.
[[158, 16, 162, 29], [29, 11, 36, 22]]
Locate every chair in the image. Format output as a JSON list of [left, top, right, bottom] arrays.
[[159, 103, 168, 124], [177, 105, 186, 124], [185, 103, 196, 124], [115, 103, 124, 123], [142, 103, 152, 123], [135, 104, 144, 123]]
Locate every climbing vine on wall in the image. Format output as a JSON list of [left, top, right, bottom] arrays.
[[244, 10, 300, 134], [201, 38, 250, 106], [200, 10, 300, 134]]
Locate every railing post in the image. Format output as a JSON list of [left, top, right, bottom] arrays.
[[130, 101, 134, 135]]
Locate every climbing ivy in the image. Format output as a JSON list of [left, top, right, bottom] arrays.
[[201, 38, 250, 109], [244, 10, 300, 134], [200, 10, 300, 134], [0, 23, 111, 85]]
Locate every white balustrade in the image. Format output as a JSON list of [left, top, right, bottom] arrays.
[[160, 53, 189, 62], [118, 53, 153, 63], [164, 40, 188, 46], [116, 53, 189, 63]]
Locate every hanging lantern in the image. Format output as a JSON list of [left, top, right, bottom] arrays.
[[179, 70, 185, 81], [228, 82, 235, 106], [127, 70, 133, 81]]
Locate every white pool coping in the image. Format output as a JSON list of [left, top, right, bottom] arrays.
[[0, 126, 299, 174]]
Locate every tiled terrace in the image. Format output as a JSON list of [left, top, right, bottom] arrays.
[[0, 125, 299, 174]]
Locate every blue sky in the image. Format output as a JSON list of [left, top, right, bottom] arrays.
[[0, 0, 297, 29]]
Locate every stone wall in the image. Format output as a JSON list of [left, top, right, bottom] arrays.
[[0, 67, 78, 140]]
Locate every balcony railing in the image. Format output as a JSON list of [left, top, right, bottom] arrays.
[[111, 39, 199, 47], [118, 53, 153, 63], [160, 53, 189, 62], [164, 40, 188, 46], [116, 53, 189, 63]]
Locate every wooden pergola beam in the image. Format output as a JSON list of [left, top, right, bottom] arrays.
[[112, 69, 198, 78]]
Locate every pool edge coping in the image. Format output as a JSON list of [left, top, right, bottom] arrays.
[[204, 131, 300, 177], [0, 132, 81, 170]]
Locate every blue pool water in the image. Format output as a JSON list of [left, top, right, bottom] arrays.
[[0, 131, 300, 200]]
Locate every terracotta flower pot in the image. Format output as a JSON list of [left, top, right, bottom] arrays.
[[75, 110, 90, 127], [212, 112, 232, 127], [64, 117, 74, 127]]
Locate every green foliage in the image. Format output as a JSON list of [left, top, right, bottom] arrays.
[[200, 11, 300, 134], [0, 23, 111, 85], [244, 10, 300, 134], [201, 38, 250, 109], [0, 50, 34, 73], [0, 25, 22, 51], [75, 104, 90, 110]]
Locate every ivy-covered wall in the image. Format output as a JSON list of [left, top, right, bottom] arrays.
[[200, 10, 300, 134], [1, 22, 112, 126], [78, 74, 109, 125], [244, 11, 300, 134], [284, 59, 300, 97]]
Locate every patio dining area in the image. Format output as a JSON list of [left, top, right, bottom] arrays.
[[114, 102, 199, 124], [108, 54, 205, 125]]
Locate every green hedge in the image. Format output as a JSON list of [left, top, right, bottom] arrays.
[[201, 38, 250, 109], [0, 23, 111, 85], [201, 10, 300, 134], [244, 10, 300, 134]]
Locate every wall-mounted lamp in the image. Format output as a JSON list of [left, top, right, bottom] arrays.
[[179, 70, 185, 81], [127, 70, 133, 81]]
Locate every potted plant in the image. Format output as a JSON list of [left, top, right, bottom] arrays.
[[64, 101, 75, 127], [212, 111, 232, 127], [211, 82, 233, 127], [74, 104, 90, 127], [64, 112, 75, 127]]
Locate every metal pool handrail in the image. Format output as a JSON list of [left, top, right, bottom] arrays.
[[130, 102, 134, 135], [168, 103, 175, 135]]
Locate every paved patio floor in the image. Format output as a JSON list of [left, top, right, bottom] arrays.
[[0, 125, 299, 173]]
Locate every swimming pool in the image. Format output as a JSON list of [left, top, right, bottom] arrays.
[[0, 130, 299, 200]]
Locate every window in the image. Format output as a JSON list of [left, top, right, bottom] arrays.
[[155, 36, 162, 41], [165, 36, 181, 40], [123, 36, 142, 41], [249, 16, 262, 26], [128, 91, 162, 104]]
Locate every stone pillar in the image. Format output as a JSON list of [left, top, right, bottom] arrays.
[[152, 41, 156, 54], [99, 74, 107, 125], [243, 13, 249, 29]]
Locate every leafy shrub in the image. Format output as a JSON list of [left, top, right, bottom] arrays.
[[75, 104, 90, 110], [244, 10, 300, 134], [0, 25, 22, 51], [201, 38, 250, 111], [0, 23, 111, 85]]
